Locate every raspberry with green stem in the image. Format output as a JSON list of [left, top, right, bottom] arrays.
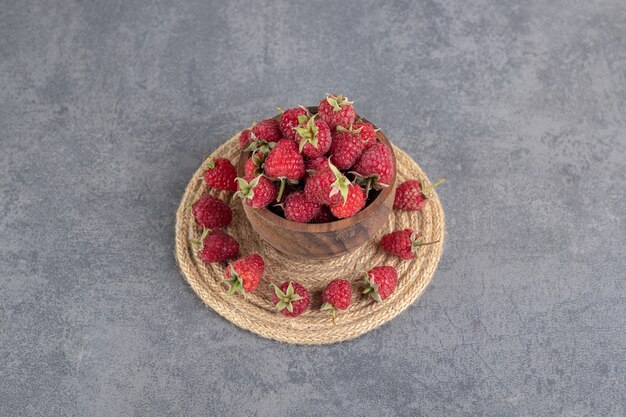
[[235, 174, 277, 208], [394, 177, 446, 211], [326, 94, 353, 112], [295, 115, 321, 152], [318, 94, 356, 131], [320, 279, 352, 323], [271, 282, 303, 313], [293, 114, 331, 158], [189, 227, 210, 247], [235, 175, 260, 200], [380, 229, 439, 259], [361, 266, 398, 303], [225, 265, 245, 296], [190, 228, 239, 263], [328, 159, 350, 204], [270, 281, 310, 317], [420, 177, 446, 198], [223, 254, 265, 296]]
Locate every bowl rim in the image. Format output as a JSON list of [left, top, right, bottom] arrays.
[[236, 106, 397, 233]]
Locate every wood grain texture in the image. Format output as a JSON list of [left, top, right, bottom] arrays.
[[236, 107, 397, 259]]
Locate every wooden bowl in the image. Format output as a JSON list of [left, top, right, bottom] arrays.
[[236, 107, 396, 259]]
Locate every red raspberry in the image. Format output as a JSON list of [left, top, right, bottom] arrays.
[[380, 228, 414, 259], [264, 139, 305, 180], [329, 183, 366, 219], [354, 142, 395, 187], [283, 191, 321, 223], [271, 281, 310, 317], [304, 161, 350, 206], [224, 253, 265, 295], [273, 138, 298, 152], [203, 158, 237, 191], [393, 178, 446, 211], [329, 126, 365, 170], [264, 139, 305, 201], [320, 279, 352, 319], [239, 129, 252, 148], [305, 156, 330, 174], [235, 175, 277, 208], [192, 195, 232, 229], [362, 266, 398, 303], [294, 116, 332, 158], [279, 107, 309, 141], [244, 155, 263, 179], [380, 228, 440, 259], [352, 122, 377, 149], [192, 228, 239, 263], [251, 119, 282, 142], [317, 94, 356, 131]]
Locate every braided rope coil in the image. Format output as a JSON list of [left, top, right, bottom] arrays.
[[175, 133, 445, 345]]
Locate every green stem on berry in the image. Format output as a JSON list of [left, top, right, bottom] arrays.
[[276, 178, 286, 203], [320, 302, 337, 323], [421, 177, 446, 197], [190, 228, 210, 247], [410, 236, 441, 255], [225, 266, 244, 297], [227, 279, 242, 296], [415, 239, 440, 247], [431, 177, 446, 188], [271, 282, 303, 312]]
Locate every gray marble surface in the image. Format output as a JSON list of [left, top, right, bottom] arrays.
[[1, 0, 625, 416]]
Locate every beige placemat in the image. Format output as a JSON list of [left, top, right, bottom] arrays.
[[175, 133, 445, 344]]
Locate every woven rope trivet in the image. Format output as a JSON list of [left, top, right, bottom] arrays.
[[175, 133, 445, 345]]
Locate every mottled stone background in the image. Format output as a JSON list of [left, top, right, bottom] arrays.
[[1, 0, 624, 416]]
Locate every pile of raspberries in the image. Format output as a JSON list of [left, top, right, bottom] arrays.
[[189, 94, 445, 319], [237, 94, 394, 222]]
